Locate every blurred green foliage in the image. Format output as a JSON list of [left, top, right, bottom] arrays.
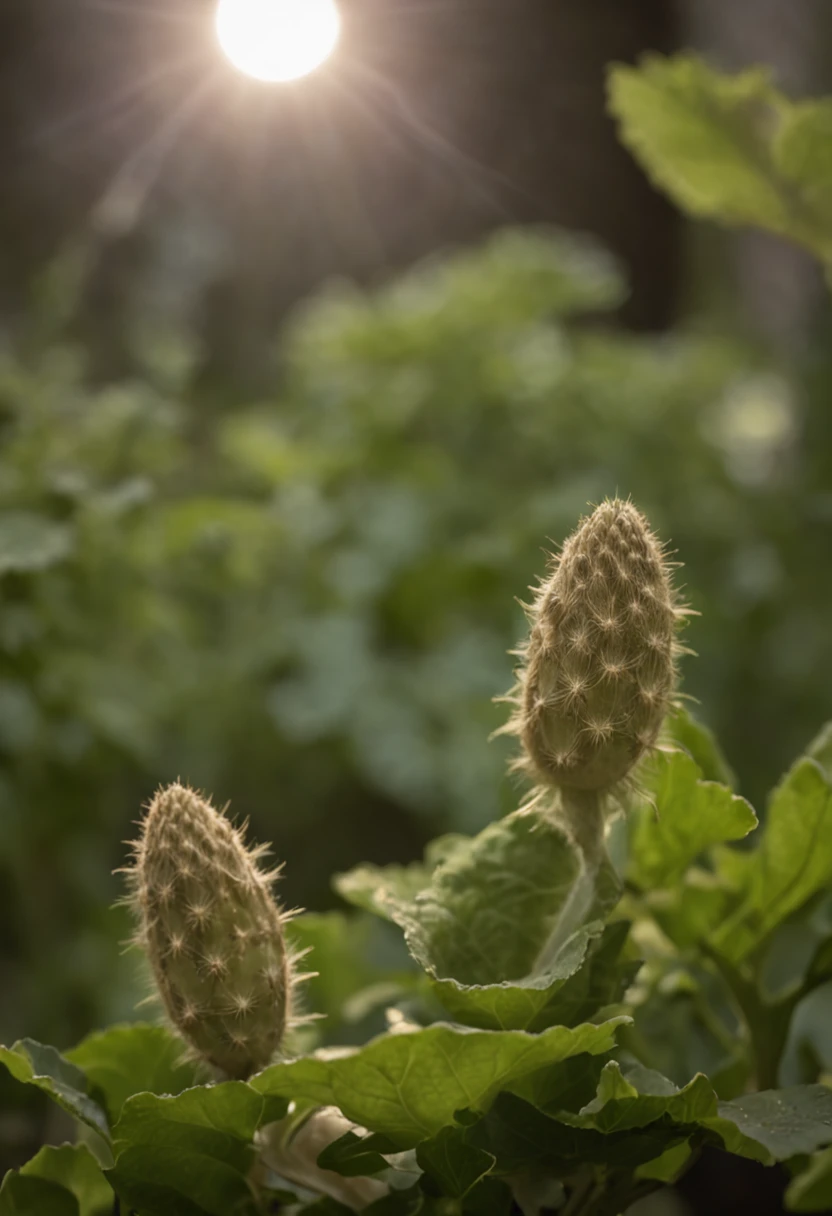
[[0, 215, 830, 1057]]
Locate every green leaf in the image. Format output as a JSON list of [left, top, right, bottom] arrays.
[[608, 56, 789, 233], [316, 1131, 397, 1178], [109, 1081, 287, 1216], [712, 760, 832, 964], [806, 721, 832, 785], [774, 101, 832, 257], [19, 1146, 111, 1216], [430, 921, 639, 1032], [416, 1127, 495, 1197], [0, 1041, 109, 1141], [333, 836, 471, 921], [252, 1017, 630, 1148], [629, 750, 757, 890], [465, 1092, 687, 1174], [568, 1061, 717, 1131], [66, 1023, 199, 1121], [663, 707, 737, 787], [786, 1142, 832, 1211], [707, 1085, 832, 1165], [0, 1174, 79, 1216], [392, 807, 585, 985], [0, 512, 73, 575]]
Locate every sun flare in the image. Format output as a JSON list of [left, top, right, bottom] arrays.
[[215, 0, 341, 83]]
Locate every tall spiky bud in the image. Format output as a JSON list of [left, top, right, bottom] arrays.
[[506, 499, 686, 802], [125, 783, 292, 1079]]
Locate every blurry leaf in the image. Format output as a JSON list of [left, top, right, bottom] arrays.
[[19, 1145, 111, 1216], [570, 1061, 717, 1131], [707, 1085, 832, 1164], [110, 1081, 286, 1216], [712, 760, 832, 964], [774, 101, 832, 254], [431, 921, 639, 1033], [66, 1023, 200, 1121], [391, 807, 585, 985], [416, 1127, 495, 1197], [0, 1041, 109, 1140], [663, 707, 737, 787], [806, 721, 832, 784], [0, 512, 73, 574], [251, 1017, 630, 1148], [786, 1142, 832, 1211], [0, 1174, 79, 1216], [608, 56, 788, 234], [629, 751, 757, 890]]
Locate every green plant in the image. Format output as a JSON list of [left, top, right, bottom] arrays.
[[4, 498, 832, 1216]]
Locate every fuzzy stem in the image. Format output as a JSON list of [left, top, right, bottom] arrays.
[[559, 788, 605, 864]]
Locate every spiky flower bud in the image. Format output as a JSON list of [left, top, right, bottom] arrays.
[[506, 499, 686, 796], [126, 783, 292, 1079]]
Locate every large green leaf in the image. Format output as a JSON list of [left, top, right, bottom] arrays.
[[563, 1061, 718, 1133], [0, 1174, 78, 1216], [390, 807, 594, 985], [629, 751, 757, 891], [415, 1127, 495, 1198], [430, 921, 639, 1032], [0, 1041, 109, 1141], [252, 1017, 630, 1148], [19, 1146, 111, 1216], [608, 56, 788, 232], [109, 1081, 287, 1216], [464, 1091, 688, 1174], [333, 836, 470, 921], [66, 1023, 199, 1121], [707, 1085, 832, 1165], [712, 759, 832, 964]]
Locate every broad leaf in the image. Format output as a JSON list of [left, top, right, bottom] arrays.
[[430, 921, 639, 1032], [19, 1145, 111, 1216], [66, 1023, 199, 1120], [391, 807, 590, 985], [707, 1085, 832, 1165], [712, 759, 832, 964], [252, 1017, 630, 1148], [465, 1092, 687, 1174], [110, 1081, 287, 1216], [565, 1061, 718, 1132], [608, 56, 787, 232], [0, 1041, 109, 1140], [333, 836, 470, 921], [629, 751, 756, 891], [416, 1127, 495, 1197], [0, 1174, 78, 1216]]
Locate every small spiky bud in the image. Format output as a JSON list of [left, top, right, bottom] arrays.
[[125, 783, 292, 1079], [505, 499, 687, 796]]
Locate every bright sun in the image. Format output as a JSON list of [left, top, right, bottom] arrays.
[[215, 0, 341, 83]]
